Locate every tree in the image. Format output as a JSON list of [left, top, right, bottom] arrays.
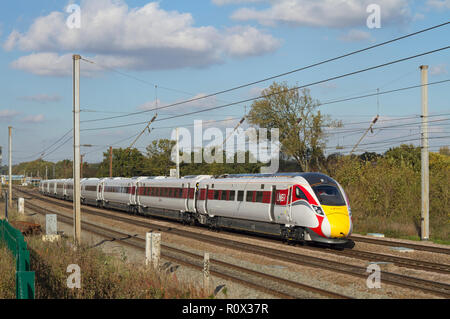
[[96, 148, 145, 177], [247, 82, 336, 172], [145, 139, 176, 176], [439, 146, 450, 156], [385, 144, 421, 172]]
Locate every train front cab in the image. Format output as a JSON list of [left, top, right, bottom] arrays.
[[291, 174, 352, 245]]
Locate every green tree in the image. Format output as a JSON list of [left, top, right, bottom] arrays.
[[97, 148, 145, 177], [247, 82, 336, 172], [145, 139, 176, 176], [385, 144, 421, 172]]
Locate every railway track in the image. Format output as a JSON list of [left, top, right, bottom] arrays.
[[24, 200, 351, 299], [15, 187, 450, 298], [350, 235, 450, 256], [17, 187, 450, 275]]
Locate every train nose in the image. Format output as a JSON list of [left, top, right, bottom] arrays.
[[322, 206, 351, 238]]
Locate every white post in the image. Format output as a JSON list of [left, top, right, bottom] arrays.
[[176, 128, 180, 179], [420, 65, 429, 241], [145, 232, 161, 270], [8, 126, 12, 208], [18, 198, 24, 214], [203, 252, 210, 292], [73, 54, 82, 245], [43, 214, 60, 242]]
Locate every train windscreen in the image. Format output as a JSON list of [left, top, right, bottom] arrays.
[[312, 185, 346, 206]]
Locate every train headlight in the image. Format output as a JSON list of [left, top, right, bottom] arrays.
[[312, 205, 324, 216]]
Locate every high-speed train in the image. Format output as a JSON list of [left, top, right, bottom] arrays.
[[39, 173, 353, 246]]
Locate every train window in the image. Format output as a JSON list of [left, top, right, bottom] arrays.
[[228, 191, 235, 201], [246, 191, 254, 202], [255, 191, 264, 203], [214, 190, 220, 200], [263, 191, 271, 204], [261, 184, 264, 189], [237, 190, 244, 201], [312, 185, 346, 206], [295, 187, 308, 201], [220, 190, 227, 201]]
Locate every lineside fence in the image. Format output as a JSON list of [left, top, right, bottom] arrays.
[[0, 219, 35, 299]]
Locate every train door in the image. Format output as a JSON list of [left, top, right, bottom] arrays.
[[288, 186, 293, 223], [184, 183, 190, 211], [203, 185, 209, 215], [274, 186, 290, 224], [268, 185, 276, 222], [193, 182, 199, 213], [98, 181, 104, 201], [135, 182, 141, 206], [128, 182, 135, 205]]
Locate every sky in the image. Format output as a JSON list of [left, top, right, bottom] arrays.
[[0, 0, 449, 166]]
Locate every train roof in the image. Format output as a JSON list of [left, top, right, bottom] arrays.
[[212, 172, 338, 186]]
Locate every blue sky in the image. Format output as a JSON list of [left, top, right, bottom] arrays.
[[0, 0, 449, 166]]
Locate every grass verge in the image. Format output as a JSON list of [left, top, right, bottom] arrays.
[[27, 236, 210, 299]]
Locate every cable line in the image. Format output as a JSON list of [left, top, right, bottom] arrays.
[[80, 22, 450, 123]]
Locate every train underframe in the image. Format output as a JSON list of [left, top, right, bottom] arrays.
[[55, 195, 350, 247], [134, 203, 350, 246]]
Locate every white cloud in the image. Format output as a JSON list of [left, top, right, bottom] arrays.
[[5, 0, 280, 76], [223, 26, 281, 57], [426, 0, 450, 9], [10, 52, 104, 77], [0, 109, 20, 120], [212, 0, 266, 5], [231, 0, 411, 28], [21, 114, 45, 123], [339, 29, 374, 42], [429, 64, 448, 76], [18, 94, 62, 103]]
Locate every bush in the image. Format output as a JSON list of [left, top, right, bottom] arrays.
[[326, 152, 449, 242], [27, 237, 208, 299]]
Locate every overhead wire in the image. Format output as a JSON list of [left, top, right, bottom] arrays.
[[79, 22, 450, 123]]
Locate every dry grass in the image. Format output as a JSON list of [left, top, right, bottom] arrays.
[[0, 243, 16, 299], [27, 236, 210, 299]]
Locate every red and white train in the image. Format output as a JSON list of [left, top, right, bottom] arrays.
[[39, 173, 353, 245]]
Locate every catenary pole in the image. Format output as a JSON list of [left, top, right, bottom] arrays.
[[73, 54, 82, 244], [176, 128, 180, 179], [8, 126, 12, 208], [420, 65, 429, 241], [109, 146, 113, 178]]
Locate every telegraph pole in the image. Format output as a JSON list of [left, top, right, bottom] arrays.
[[73, 54, 82, 244], [420, 65, 429, 241], [109, 146, 113, 178], [8, 127, 12, 208]]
